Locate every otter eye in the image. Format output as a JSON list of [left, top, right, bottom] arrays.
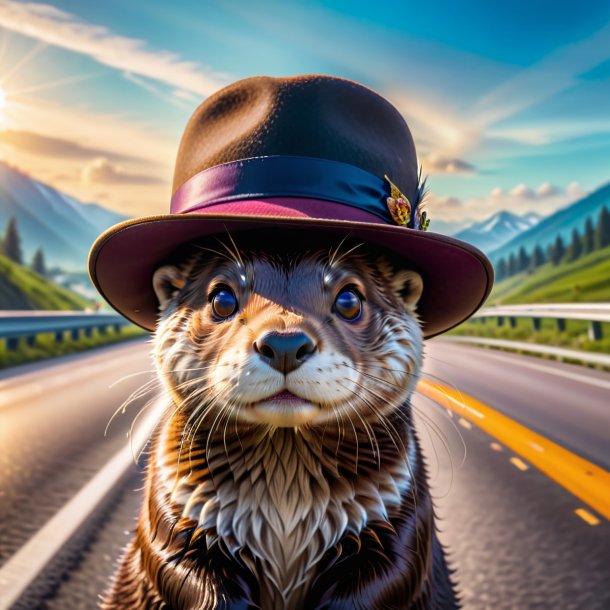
[[333, 288, 362, 321], [210, 287, 238, 320]]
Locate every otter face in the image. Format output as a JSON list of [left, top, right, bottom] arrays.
[[152, 234, 423, 429]]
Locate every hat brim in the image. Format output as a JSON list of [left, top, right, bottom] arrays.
[[89, 200, 493, 339]]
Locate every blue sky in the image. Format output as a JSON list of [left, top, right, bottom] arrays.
[[1, 0, 609, 228]]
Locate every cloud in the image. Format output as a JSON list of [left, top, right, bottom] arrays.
[[0, 129, 145, 163], [537, 182, 560, 198], [0, 1, 228, 97], [50, 172, 78, 182], [429, 181, 590, 224], [82, 158, 164, 185], [489, 187, 504, 199], [510, 183, 536, 199], [429, 195, 462, 209], [472, 21, 610, 127], [567, 181, 585, 198], [3, 97, 174, 215], [8, 96, 176, 166], [172, 89, 200, 102], [421, 155, 475, 175]]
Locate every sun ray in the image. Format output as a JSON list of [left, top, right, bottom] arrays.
[[9, 71, 103, 97], [0, 27, 10, 67], [0, 40, 47, 86]]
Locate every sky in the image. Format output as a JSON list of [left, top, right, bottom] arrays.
[[1, 0, 610, 230]]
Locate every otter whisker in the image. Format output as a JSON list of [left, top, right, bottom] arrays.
[[347, 366, 456, 454], [173, 390, 225, 478], [371, 363, 470, 409], [343, 403, 360, 472], [105, 376, 163, 436], [411, 390, 467, 469], [109, 368, 157, 388], [129, 393, 166, 465], [326, 233, 351, 269], [339, 387, 381, 470], [182, 392, 229, 466], [348, 379, 408, 455], [222, 228, 247, 270]]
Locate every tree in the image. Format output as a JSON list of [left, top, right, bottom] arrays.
[[566, 228, 582, 262], [549, 235, 565, 265], [594, 206, 610, 251], [496, 258, 507, 281], [508, 252, 518, 276], [581, 217, 595, 254], [1, 217, 23, 264], [517, 246, 530, 272], [31, 248, 47, 276], [530, 245, 545, 270]]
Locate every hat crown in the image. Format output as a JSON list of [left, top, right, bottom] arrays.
[[173, 75, 419, 203]]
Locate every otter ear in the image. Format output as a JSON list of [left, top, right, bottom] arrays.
[[390, 269, 423, 311], [152, 265, 186, 311]]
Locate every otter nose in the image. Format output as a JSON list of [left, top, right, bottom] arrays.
[[254, 331, 317, 374]]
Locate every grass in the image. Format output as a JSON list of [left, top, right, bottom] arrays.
[[488, 246, 610, 306], [0, 254, 89, 310], [451, 317, 610, 351], [0, 255, 129, 368], [0, 325, 148, 369], [449, 246, 610, 366]]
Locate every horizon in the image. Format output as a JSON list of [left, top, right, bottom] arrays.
[[1, 1, 610, 229]]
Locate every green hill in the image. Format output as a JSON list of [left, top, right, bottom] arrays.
[[488, 181, 610, 265], [0, 254, 89, 310], [488, 245, 610, 305]]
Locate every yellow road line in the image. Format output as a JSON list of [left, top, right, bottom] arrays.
[[458, 417, 472, 429], [418, 380, 610, 521], [574, 508, 601, 526], [510, 457, 529, 471]]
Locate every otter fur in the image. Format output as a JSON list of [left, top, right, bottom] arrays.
[[101, 232, 459, 610]]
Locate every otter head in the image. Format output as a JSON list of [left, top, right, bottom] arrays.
[[152, 232, 423, 430]]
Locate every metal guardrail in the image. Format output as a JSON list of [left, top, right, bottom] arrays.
[[0, 311, 129, 350], [471, 303, 609, 340], [444, 336, 610, 367]]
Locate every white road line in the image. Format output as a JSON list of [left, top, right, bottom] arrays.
[[0, 396, 165, 609], [0, 349, 152, 409], [435, 341, 610, 391]]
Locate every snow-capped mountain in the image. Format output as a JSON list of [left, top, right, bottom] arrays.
[[453, 210, 542, 253], [488, 181, 610, 264], [0, 162, 128, 270]]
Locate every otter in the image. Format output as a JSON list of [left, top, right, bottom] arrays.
[[101, 230, 459, 610]]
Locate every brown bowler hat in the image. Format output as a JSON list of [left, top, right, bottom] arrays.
[[89, 75, 493, 338]]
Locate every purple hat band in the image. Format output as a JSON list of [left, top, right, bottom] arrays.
[[171, 155, 403, 225]]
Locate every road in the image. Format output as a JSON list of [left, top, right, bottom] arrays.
[[423, 341, 610, 469], [0, 342, 153, 570], [0, 339, 609, 609]]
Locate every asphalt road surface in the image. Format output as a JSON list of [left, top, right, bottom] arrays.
[[0, 339, 609, 609]]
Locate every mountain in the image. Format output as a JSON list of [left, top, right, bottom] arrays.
[[488, 182, 610, 264], [426, 218, 472, 236], [453, 210, 541, 252], [0, 162, 128, 271], [0, 253, 88, 310], [488, 245, 610, 305]]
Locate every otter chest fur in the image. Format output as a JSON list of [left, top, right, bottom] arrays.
[[101, 233, 459, 610]]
